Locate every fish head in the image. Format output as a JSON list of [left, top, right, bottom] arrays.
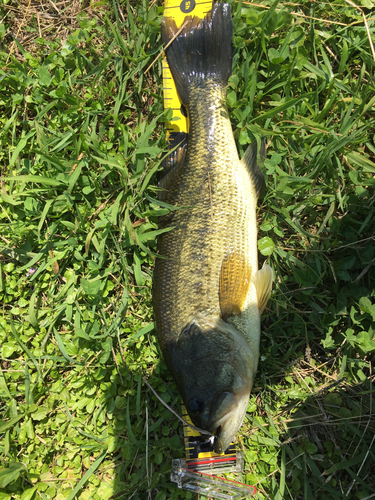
[[172, 316, 256, 454]]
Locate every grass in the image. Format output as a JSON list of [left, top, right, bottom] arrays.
[[0, 0, 374, 499]]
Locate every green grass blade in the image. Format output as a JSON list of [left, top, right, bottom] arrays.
[[53, 328, 79, 365], [0, 370, 11, 399], [0, 415, 24, 434], [9, 130, 36, 167], [6, 175, 64, 187], [65, 450, 107, 500]]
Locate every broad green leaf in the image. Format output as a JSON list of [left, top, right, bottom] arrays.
[[359, 297, 375, 319], [321, 331, 336, 349], [74, 328, 90, 340], [39, 66, 52, 86], [31, 408, 48, 421], [81, 278, 102, 296], [268, 47, 283, 64], [20, 487, 36, 500], [258, 236, 275, 256], [0, 192, 22, 206]]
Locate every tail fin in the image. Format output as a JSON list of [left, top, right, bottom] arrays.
[[162, 3, 232, 104]]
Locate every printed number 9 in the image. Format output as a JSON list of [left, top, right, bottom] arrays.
[[180, 0, 196, 14]]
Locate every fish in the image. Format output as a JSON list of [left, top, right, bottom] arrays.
[[152, 2, 273, 454]]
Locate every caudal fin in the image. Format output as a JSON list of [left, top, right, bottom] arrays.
[[162, 3, 232, 104]]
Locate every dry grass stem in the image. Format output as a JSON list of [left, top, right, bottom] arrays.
[[144, 19, 189, 74], [345, 0, 375, 61], [143, 377, 213, 436]]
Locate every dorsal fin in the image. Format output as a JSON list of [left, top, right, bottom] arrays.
[[241, 138, 266, 199]]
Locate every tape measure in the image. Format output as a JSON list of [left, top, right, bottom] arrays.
[[172, 407, 256, 498], [181, 403, 241, 473]]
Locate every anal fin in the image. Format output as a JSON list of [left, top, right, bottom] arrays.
[[254, 263, 273, 315], [219, 251, 252, 320]]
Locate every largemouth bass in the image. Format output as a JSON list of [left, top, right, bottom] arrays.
[[153, 3, 273, 454]]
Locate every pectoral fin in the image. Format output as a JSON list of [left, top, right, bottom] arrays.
[[219, 251, 252, 320], [254, 263, 273, 315]]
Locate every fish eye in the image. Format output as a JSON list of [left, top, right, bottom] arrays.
[[188, 397, 204, 415]]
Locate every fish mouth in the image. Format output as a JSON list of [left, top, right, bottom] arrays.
[[206, 389, 250, 455]]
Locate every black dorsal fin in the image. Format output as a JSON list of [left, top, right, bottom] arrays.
[[241, 138, 266, 199]]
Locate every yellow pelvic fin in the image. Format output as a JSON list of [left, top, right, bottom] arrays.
[[219, 251, 252, 321], [253, 263, 273, 315]]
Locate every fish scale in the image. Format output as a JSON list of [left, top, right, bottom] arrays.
[[155, 82, 259, 344]]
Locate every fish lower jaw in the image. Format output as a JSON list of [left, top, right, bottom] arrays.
[[214, 426, 232, 455], [208, 406, 237, 434], [211, 392, 250, 454]]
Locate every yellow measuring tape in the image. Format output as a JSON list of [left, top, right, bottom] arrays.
[[162, 0, 213, 137], [181, 403, 239, 473]]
